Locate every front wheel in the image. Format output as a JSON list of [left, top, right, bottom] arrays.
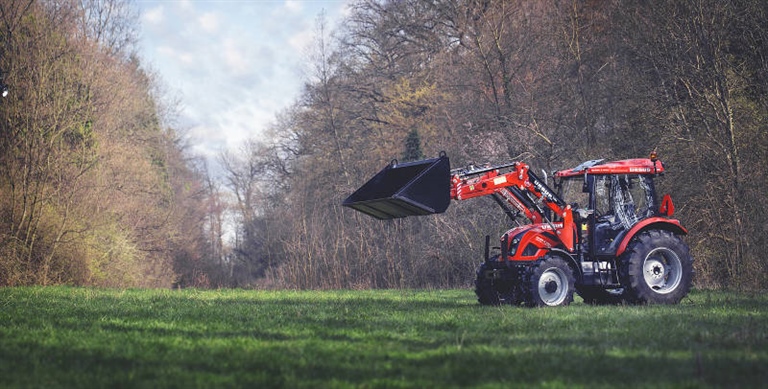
[[475, 262, 501, 305], [620, 230, 693, 304], [474, 261, 521, 306], [525, 255, 575, 307]]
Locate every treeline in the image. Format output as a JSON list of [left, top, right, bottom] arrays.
[[0, 0, 220, 287], [221, 0, 768, 290], [2, 0, 766, 291]]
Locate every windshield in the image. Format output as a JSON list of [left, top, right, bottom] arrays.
[[558, 176, 589, 210], [558, 174, 657, 229], [597, 175, 656, 229]]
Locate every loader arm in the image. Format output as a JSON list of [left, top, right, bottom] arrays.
[[342, 154, 576, 252], [450, 162, 576, 252]]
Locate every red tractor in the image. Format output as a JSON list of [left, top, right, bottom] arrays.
[[343, 152, 693, 307]]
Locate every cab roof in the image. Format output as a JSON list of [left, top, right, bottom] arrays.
[[554, 158, 664, 178]]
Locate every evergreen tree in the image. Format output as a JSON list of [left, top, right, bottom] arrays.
[[402, 129, 424, 162]]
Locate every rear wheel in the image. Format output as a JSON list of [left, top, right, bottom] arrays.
[[525, 255, 575, 307], [620, 230, 693, 304]]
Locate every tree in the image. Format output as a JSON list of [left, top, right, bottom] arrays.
[[222, 0, 768, 291], [626, 0, 768, 288], [0, 0, 214, 288], [402, 129, 424, 162]]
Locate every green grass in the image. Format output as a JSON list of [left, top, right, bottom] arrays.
[[0, 287, 765, 388]]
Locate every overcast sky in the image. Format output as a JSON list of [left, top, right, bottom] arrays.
[[137, 0, 350, 172]]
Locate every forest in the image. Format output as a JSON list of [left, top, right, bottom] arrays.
[[1, 0, 766, 291]]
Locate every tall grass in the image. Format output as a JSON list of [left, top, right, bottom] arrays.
[[0, 287, 765, 388]]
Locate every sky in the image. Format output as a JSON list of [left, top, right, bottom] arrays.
[[136, 0, 351, 173]]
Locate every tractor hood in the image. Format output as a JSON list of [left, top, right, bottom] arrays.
[[503, 222, 565, 260]]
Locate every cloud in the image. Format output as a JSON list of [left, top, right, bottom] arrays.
[[138, 1, 353, 174], [157, 46, 194, 65], [288, 28, 315, 52], [142, 5, 164, 25], [222, 38, 250, 76], [198, 12, 220, 33], [177, 0, 193, 12], [284, 0, 304, 13]]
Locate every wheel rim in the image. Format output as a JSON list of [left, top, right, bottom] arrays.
[[538, 267, 569, 306], [642, 248, 682, 294]]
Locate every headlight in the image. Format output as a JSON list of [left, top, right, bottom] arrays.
[[509, 237, 521, 256]]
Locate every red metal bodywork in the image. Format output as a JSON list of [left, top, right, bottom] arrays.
[[554, 158, 665, 178], [450, 157, 678, 263], [450, 163, 576, 252], [451, 163, 544, 223], [503, 223, 567, 261], [614, 217, 688, 256], [554, 157, 686, 257]]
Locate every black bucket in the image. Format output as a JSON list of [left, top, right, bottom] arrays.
[[343, 155, 451, 220]]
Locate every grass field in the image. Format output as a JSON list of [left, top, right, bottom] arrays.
[[0, 287, 765, 388]]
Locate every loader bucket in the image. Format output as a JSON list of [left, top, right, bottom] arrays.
[[343, 155, 451, 220]]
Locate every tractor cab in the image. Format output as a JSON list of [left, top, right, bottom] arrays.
[[555, 157, 670, 259], [551, 155, 689, 295]]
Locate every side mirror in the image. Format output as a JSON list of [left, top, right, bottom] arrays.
[[659, 194, 675, 217]]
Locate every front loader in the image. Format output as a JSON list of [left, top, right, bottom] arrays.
[[343, 152, 693, 307]]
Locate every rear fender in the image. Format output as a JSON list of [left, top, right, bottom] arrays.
[[615, 217, 688, 256]]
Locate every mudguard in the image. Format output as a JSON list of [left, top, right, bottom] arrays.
[[615, 217, 688, 256]]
